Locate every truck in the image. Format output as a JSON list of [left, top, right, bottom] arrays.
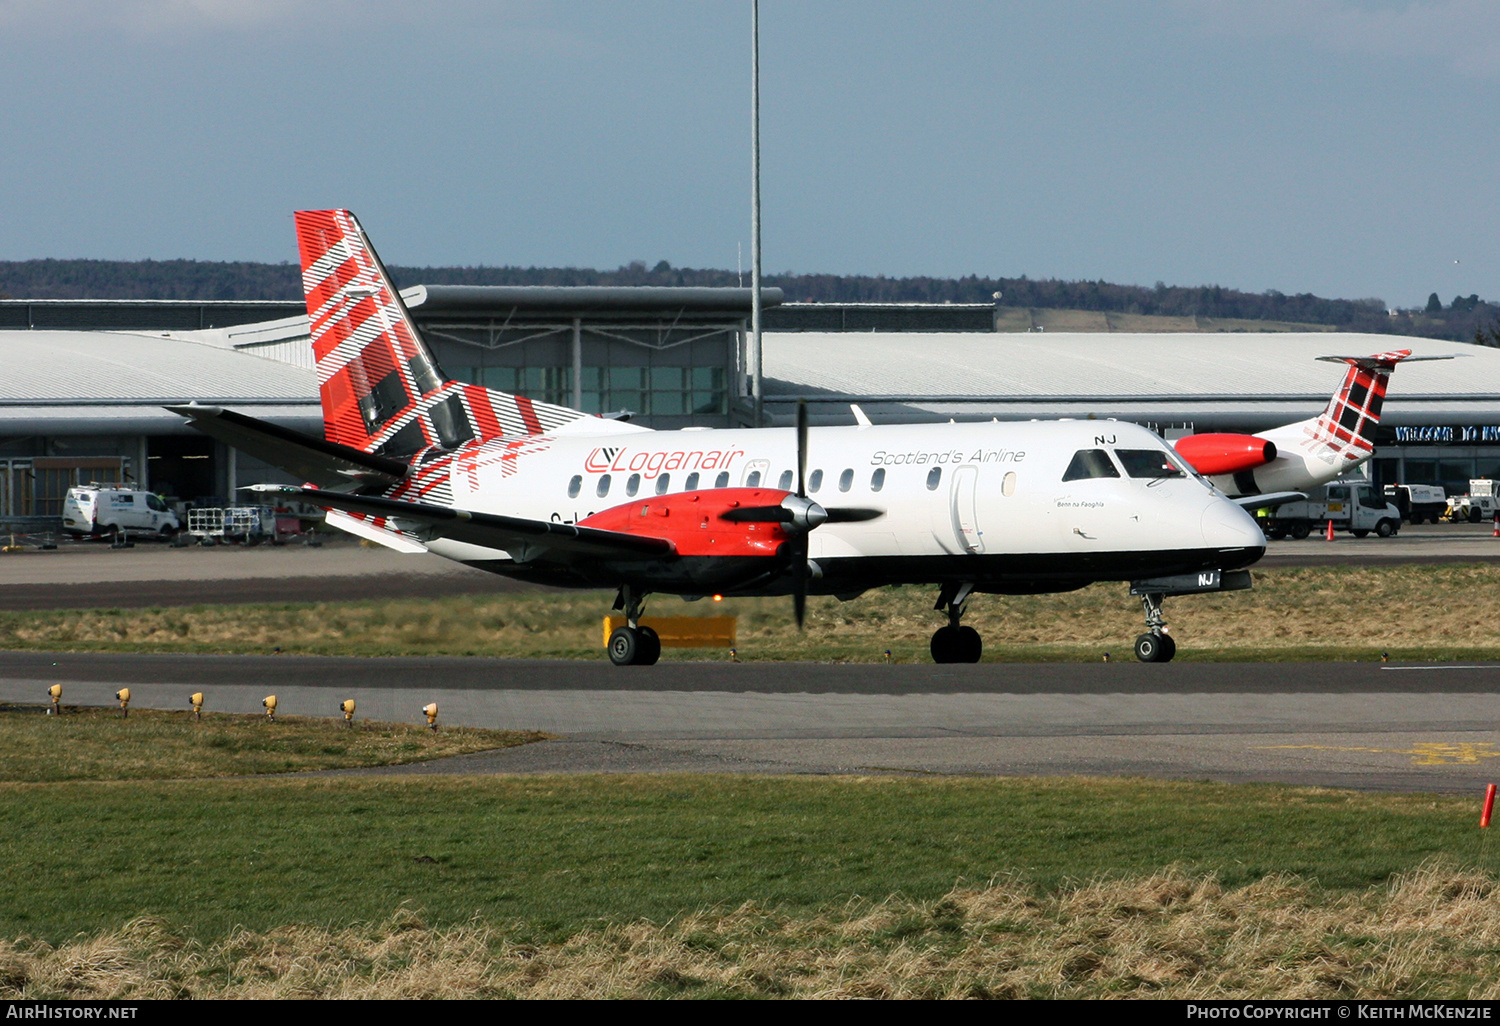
[[1384, 483, 1448, 525], [61, 485, 181, 539], [1257, 481, 1402, 539], [1445, 479, 1500, 523]]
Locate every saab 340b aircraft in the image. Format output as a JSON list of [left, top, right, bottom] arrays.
[[172, 210, 1271, 665]]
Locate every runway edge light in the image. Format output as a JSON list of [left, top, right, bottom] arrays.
[[47, 684, 61, 715], [190, 692, 204, 721], [423, 703, 438, 733], [115, 688, 130, 718], [262, 695, 277, 721], [1482, 784, 1496, 829], [340, 699, 355, 727]]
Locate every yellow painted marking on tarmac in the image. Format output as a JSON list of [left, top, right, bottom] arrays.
[[1252, 742, 1500, 766]]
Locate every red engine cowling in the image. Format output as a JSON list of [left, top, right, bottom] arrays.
[[1173, 434, 1278, 476], [578, 487, 793, 558]]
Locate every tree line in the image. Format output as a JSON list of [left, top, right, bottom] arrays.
[[0, 257, 1492, 343]]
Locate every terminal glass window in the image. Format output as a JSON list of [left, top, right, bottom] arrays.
[[1062, 449, 1120, 481]]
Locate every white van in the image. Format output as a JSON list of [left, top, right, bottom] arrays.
[[61, 485, 181, 538]]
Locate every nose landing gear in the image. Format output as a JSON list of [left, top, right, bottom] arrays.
[[1133, 590, 1176, 663], [930, 583, 982, 663], [607, 585, 661, 666]]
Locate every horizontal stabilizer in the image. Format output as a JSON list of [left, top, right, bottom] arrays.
[[168, 405, 409, 488], [1233, 491, 1306, 510], [248, 485, 676, 563]]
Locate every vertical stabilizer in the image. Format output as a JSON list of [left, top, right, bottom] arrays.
[[294, 209, 590, 454], [1296, 349, 1412, 465]]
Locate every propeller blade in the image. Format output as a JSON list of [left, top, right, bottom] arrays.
[[791, 534, 808, 630], [720, 505, 793, 524], [796, 399, 809, 498], [822, 507, 885, 523]]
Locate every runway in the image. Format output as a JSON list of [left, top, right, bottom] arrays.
[[5, 526, 1500, 792], [4, 652, 1499, 793]]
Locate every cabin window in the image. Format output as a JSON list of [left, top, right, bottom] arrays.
[[746, 470, 762, 487], [809, 469, 823, 492], [655, 474, 670, 495], [1115, 449, 1183, 479], [838, 468, 854, 492], [626, 473, 641, 497], [778, 469, 794, 490], [567, 475, 581, 498], [596, 474, 612, 498], [1062, 449, 1120, 481], [870, 468, 885, 492], [715, 471, 730, 488], [1002, 471, 1017, 496], [685, 472, 700, 490], [927, 467, 942, 490]]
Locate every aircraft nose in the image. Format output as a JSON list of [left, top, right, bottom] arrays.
[[1202, 497, 1267, 555]]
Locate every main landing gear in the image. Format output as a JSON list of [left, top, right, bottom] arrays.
[[1133, 590, 1176, 663], [930, 583, 983, 664], [607, 585, 661, 666]]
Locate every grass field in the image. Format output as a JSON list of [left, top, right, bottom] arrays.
[[7, 562, 1500, 998], [1, 563, 1498, 662], [0, 704, 547, 781], [3, 776, 1500, 998]]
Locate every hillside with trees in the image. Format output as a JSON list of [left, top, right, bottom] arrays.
[[0, 257, 1493, 343]]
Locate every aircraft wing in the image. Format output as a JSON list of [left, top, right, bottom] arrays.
[[248, 484, 676, 562], [1233, 491, 1306, 510], [167, 404, 409, 488]]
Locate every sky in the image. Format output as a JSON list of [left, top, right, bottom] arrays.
[[0, 0, 1495, 307]]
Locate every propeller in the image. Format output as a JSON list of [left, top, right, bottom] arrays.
[[719, 402, 885, 628]]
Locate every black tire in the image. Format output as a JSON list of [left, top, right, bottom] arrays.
[[1134, 632, 1166, 663], [1376, 519, 1395, 538], [956, 625, 983, 663], [607, 626, 639, 666], [1352, 529, 1369, 538], [930, 626, 960, 664], [636, 626, 662, 666], [1157, 633, 1177, 662], [1268, 527, 1287, 540], [1289, 522, 1311, 540], [1471, 508, 1484, 524]]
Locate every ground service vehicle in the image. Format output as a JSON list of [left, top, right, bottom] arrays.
[[1384, 483, 1447, 525], [1259, 482, 1401, 539], [1445, 480, 1500, 523], [170, 209, 1267, 665], [61, 485, 180, 538]]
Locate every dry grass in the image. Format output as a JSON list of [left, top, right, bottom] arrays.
[[0, 564, 1493, 661], [4, 863, 1500, 999]]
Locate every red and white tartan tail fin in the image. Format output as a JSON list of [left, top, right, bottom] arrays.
[[1300, 349, 1413, 464], [294, 209, 589, 454]]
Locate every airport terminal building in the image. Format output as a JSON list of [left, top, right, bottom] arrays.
[[2, 291, 1498, 526]]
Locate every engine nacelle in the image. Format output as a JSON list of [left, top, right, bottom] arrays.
[[578, 488, 794, 558], [1173, 434, 1278, 476]]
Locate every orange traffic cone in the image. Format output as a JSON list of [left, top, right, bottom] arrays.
[[1325, 519, 1336, 541], [1492, 514, 1498, 538]]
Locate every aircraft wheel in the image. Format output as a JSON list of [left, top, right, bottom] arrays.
[[956, 625, 983, 663], [636, 626, 662, 666], [1134, 632, 1175, 663], [930, 626, 960, 664], [607, 626, 640, 666]]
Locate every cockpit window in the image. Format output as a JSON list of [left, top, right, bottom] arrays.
[[1116, 449, 1185, 479], [1062, 449, 1120, 482]]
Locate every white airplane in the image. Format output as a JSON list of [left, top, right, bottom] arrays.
[[1172, 349, 1452, 498], [171, 209, 1267, 665]]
